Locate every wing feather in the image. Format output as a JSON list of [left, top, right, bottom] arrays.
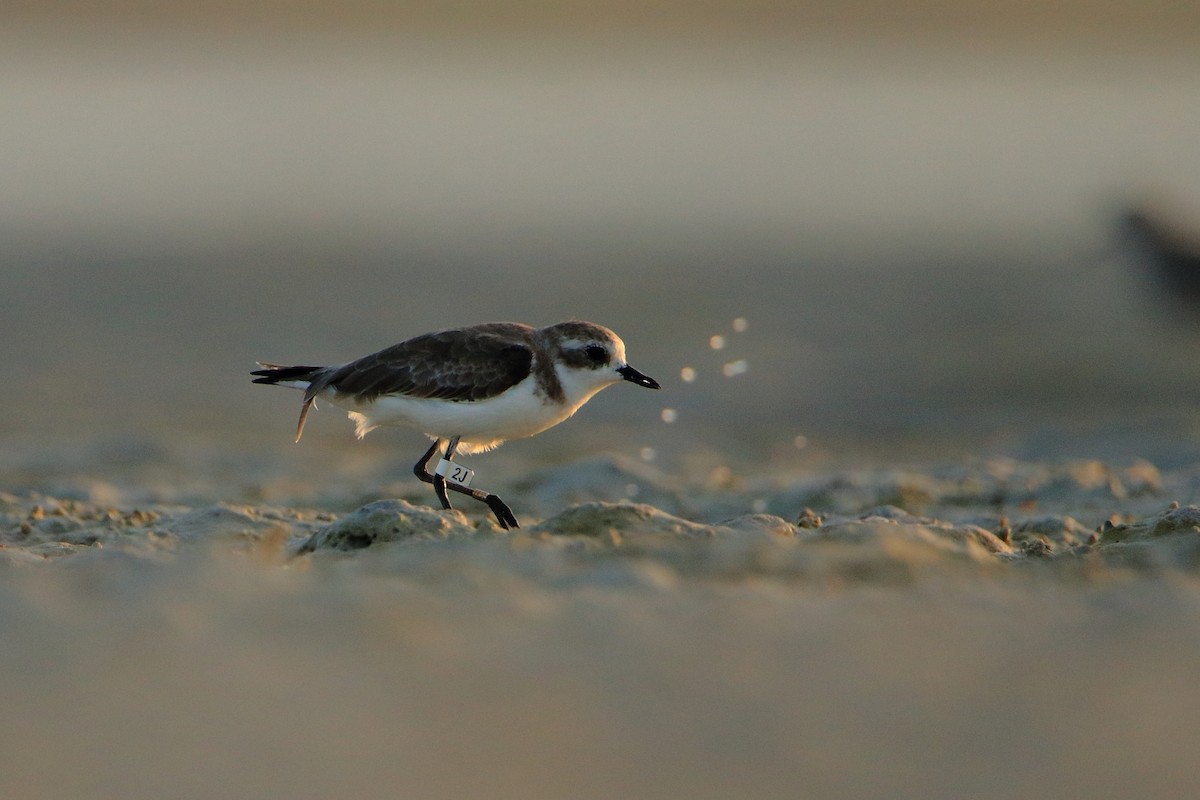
[[323, 323, 535, 403]]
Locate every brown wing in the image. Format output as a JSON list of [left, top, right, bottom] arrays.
[[319, 322, 535, 403]]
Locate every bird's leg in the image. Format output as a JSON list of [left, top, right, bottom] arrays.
[[412, 437, 520, 529], [431, 436, 460, 510], [443, 481, 520, 530], [445, 438, 522, 529], [412, 439, 442, 484], [412, 439, 452, 510]]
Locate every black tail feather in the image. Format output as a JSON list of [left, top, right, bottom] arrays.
[[251, 363, 329, 442], [250, 364, 323, 385]]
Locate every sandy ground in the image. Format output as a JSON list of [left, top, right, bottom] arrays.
[[4, 449, 1200, 799]]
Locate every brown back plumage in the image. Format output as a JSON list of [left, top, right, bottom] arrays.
[[318, 323, 535, 402]]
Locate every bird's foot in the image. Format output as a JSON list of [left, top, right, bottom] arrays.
[[483, 495, 520, 530]]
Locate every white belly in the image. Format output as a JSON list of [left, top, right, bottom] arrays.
[[324, 378, 582, 453]]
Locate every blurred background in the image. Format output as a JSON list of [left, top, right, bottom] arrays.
[[4, 1, 1200, 481]]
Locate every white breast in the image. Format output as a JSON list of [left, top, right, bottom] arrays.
[[323, 377, 575, 453]]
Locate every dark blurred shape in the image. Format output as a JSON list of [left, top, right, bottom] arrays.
[[1118, 204, 1200, 310]]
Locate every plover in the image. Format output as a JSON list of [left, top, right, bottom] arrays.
[[1119, 206, 1200, 307], [251, 320, 660, 529]]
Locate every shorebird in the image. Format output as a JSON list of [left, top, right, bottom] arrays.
[[1118, 206, 1200, 307], [251, 320, 660, 529]]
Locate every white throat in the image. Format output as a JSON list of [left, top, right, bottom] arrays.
[[553, 363, 622, 412]]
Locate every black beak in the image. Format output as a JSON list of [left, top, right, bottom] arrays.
[[618, 364, 661, 390]]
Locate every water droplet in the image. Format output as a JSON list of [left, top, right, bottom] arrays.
[[639, 446, 657, 462], [732, 317, 748, 333], [722, 359, 749, 377], [660, 408, 678, 423], [680, 366, 697, 382], [709, 335, 726, 350], [793, 434, 808, 449]]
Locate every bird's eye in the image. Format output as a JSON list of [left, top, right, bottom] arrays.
[[584, 344, 607, 364]]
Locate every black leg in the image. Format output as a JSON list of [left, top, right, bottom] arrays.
[[431, 437, 460, 510], [412, 439, 441, 482], [410, 436, 520, 529], [413, 439, 452, 510], [445, 482, 520, 530], [432, 475, 451, 510]]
